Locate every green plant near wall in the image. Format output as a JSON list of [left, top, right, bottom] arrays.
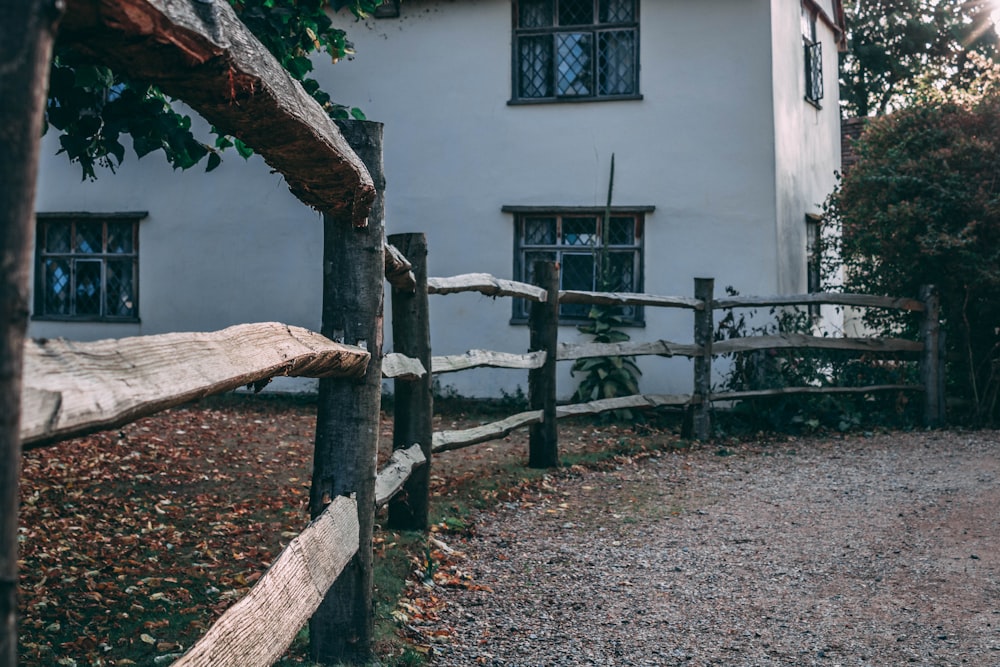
[[570, 155, 642, 419]]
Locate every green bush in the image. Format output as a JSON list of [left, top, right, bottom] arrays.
[[713, 294, 919, 434], [824, 85, 1000, 425]]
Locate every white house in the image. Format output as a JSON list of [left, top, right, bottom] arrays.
[[30, 0, 846, 398]]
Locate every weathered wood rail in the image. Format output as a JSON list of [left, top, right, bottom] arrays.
[[385, 248, 944, 528], [20, 323, 370, 449]]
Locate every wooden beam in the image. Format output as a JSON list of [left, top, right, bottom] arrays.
[[559, 290, 703, 310], [712, 334, 922, 356], [713, 292, 925, 312], [310, 120, 384, 663], [710, 384, 922, 402], [173, 496, 358, 667], [528, 261, 559, 468], [432, 410, 544, 453], [381, 353, 426, 380], [427, 273, 547, 302], [557, 339, 701, 361], [374, 444, 426, 509], [384, 242, 416, 292], [432, 349, 547, 374], [556, 393, 692, 417], [387, 232, 434, 531], [58, 0, 374, 224], [21, 323, 369, 448]]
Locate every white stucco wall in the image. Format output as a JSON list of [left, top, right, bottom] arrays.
[[770, 0, 842, 295], [31, 0, 842, 398], [314, 0, 781, 397]]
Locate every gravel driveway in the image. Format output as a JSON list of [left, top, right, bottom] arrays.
[[421, 431, 1000, 666]]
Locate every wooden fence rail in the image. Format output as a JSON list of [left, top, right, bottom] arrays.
[[384, 258, 944, 532]]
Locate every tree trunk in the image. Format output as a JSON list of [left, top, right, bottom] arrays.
[[309, 120, 384, 665], [0, 3, 61, 664], [387, 233, 433, 531]]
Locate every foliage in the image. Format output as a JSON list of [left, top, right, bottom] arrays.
[[713, 291, 919, 435], [570, 155, 642, 419], [840, 0, 997, 117], [46, 0, 383, 178], [824, 82, 1000, 425], [570, 307, 642, 413]]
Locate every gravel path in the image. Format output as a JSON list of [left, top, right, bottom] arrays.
[[421, 431, 1000, 666]]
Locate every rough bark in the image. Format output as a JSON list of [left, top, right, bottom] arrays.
[[528, 261, 559, 468], [174, 497, 359, 667], [691, 278, 714, 440], [387, 233, 433, 531], [0, 2, 61, 664], [433, 349, 547, 374], [309, 120, 384, 664], [433, 411, 545, 454], [427, 273, 547, 301], [22, 323, 369, 448], [58, 0, 374, 224]]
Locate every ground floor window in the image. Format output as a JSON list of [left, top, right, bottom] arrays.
[[806, 213, 821, 319], [505, 205, 650, 324], [34, 212, 145, 321]]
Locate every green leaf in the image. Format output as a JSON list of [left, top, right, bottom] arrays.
[[206, 152, 222, 172], [233, 138, 254, 160]]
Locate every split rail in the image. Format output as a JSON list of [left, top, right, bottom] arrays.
[[381, 235, 944, 531]]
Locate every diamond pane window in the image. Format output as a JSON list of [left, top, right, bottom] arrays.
[[34, 214, 143, 321], [513, 0, 638, 102], [600, 0, 633, 23], [511, 208, 645, 323], [519, 0, 553, 28], [45, 221, 71, 253], [558, 0, 593, 26], [802, 8, 823, 107], [556, 33, 593, 96], [519, 35, 553, 98]]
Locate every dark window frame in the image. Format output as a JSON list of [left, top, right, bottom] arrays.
[[506, 205, 651, 325], [510, 0, 641, 105], [806, 213, 821, 320], [33, 212, 145, 322], [802, 5, 823, 107]]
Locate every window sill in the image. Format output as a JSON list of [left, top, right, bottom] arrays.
[[805, 97, 822, 110], [508, 94, 643, 106]]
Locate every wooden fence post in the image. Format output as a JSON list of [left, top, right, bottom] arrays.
[[692, 278, 715, 440], [529, 261, 559, 468], [387, 233, 433, 530], [309, 120, 384, 664], [919, 284, 945, 427], [1, 6, 61, 664]]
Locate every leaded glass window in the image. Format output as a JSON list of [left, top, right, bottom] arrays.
[[512, 209, 645, 323], [802, 6, 823, 107], [513, 0, 639, 102], [34, 214, 142, 321]]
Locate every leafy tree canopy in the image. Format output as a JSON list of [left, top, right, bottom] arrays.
[[823, 74, 1000, 424], [47, 0, 384, 179], [840, 0, 998, 116]]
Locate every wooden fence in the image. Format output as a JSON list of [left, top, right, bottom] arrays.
[[381, 239, 944, 531], [5, 2, 943, 664]]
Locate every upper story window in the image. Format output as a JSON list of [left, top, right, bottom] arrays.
[[34, 213, 144, 322], [506, 206, 649, 324], [512, 0, 640, 103], [802, 5, 823, 107]]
